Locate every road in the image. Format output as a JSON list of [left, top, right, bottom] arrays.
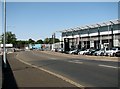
[[16, 50, 119, 88]]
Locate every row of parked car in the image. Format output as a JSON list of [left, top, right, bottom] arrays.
[[67, 47, 120, 57]]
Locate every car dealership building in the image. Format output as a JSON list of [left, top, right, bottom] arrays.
[[61, 19, 120, 51]]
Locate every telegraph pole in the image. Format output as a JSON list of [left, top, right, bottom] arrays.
[[3, 0, 7, 68], [53, 33, 55, 44]]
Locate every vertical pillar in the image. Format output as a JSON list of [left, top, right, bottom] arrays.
[[87, 28, 90, 49], [98, 29, 100, 49], [71, 30, 74, 49], [108, 25, 110, 49], [111, 25, 114, 47]]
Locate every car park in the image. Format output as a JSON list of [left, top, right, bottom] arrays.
[[103, 48, 110, 56], [73, 49, 84, 55], [69, 49, 78, 54], [78, 49, 90, 55], [105, 47, 120, 56], [93, 49, 104, 56], [69, 49, 81, 55], [85, 49, 99, 55], [115, 51, 120, 57], [57, 48, 64, 53]]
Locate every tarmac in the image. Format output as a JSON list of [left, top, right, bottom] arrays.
[[1, 53, 80, 89], [1, 51, 119, 89], [41, 51, 119, 62]]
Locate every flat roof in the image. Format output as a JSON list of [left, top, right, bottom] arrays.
[[59, 19, 120, 33]]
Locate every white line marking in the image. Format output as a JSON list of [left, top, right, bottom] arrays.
[[98, 64, 118, 69], [50, 58, 57, 60], [74, 60, 80, 62], [68, 61, 83, 64], [16, 54, 84, 88]]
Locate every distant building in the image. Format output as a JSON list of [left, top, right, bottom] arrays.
[[0, 44, 14, 54], [52, 42, 62, 50], [0, 44, 13, 48], [29, 44, 41, 50], [60, 19, 120, 51]]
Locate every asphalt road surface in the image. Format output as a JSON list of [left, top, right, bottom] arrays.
[[16, 50, 119, 88]]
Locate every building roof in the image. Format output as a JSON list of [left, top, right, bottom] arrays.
[[59, 19, 120, 33]]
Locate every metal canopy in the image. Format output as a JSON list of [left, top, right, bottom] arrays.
[[59, 19, 119, 33]]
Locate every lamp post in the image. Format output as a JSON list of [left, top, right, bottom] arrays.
[[86, 25, 90, 49], [96, 24, 101, 49], [3, 0, 7, 68], [77, 27, 81, 49], [110, 21, 114, 47]]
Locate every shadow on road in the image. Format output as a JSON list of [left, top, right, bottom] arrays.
[[2, 55, 18, 89]]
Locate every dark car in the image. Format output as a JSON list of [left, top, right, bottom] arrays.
[[73, 49, 82, 55], [86, 49, 100, 55], [85, 50, 94, 55], [115, 51, 120, 57]]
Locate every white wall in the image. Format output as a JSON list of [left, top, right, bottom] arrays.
[[0, 44, 13, 47], [90, 41, 94, 48], [114, 39, 119, 47]]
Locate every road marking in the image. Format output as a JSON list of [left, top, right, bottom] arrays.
[[50, 58, 58, 60], [68, 61, 83, 64], [16, 54, 84, 89], [98, 64, 118, 69]]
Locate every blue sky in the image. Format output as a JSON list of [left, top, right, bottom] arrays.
[[2, 2, 118, 41]]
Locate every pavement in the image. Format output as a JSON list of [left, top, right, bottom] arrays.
[[2, 53, 80, 89], [0, 56, 2, 89]]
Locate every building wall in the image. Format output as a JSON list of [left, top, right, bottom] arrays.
[[62, 20, 120, 50]]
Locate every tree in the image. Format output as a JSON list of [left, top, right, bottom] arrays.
[[55, 38, 60, 43], [43, 38, 60, 44], [28, 38, 35, 44], [2, 31, 17, 44], [44, 38, 49, 44], [36, 39, 43, 44]]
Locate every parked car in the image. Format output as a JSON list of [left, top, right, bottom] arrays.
[[57, 48, 64, 53], [85, 49, 99, 55], [69, 49, 81, 55], [93, 49, 104, 56], [115, 51, 120, 57], [78, 49, 90, 55], [105, 47, 120, 56]]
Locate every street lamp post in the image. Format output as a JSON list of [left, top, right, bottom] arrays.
[[96, 24, 101, 49], [52, 33, 55, 44], [3, 0, 7, 68], [110, 21, 114, 48]]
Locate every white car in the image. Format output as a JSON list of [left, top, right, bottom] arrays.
[[78, 49, 90, 55], [93, 49, 104, 56], [57, 48, 64, 53], [105, 47, 120, 56], [69, 49, 77, 54]]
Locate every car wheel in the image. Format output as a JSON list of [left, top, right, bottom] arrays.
[[113, 53, 115, 57]]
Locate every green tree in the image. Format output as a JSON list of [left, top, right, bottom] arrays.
[[15, 40, 29, 48], [55, 38, 60, 43], [2, 31, 17, 44], [28, 38, 35, 44], [44, 38, 49, 44], [36, 39, 43, 44], [44, 38, 60, 44]]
